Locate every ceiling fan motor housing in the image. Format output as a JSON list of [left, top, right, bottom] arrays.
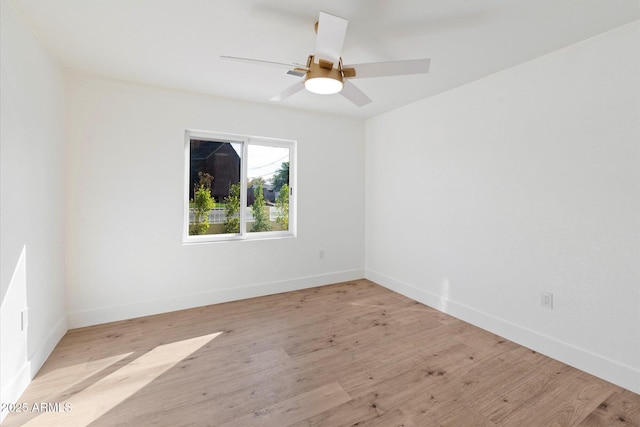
[[304, 57, 344, 94]]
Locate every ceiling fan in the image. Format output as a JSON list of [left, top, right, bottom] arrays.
[[221, 11, 431, 107]]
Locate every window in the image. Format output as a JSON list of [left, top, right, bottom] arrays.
[[184, 130, 296, 243]]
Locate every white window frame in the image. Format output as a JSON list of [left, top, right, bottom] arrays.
[[183, 130, 297, 244]]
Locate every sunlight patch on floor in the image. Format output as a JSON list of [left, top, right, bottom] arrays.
[[35, 352, 133, 387], [22, 332, 222, 427]]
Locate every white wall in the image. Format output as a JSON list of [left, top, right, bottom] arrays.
[[365, 22, 640, 393], [65, 75, 365, 327], [0, 1, 68, 418]]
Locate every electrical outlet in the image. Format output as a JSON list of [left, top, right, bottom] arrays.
[[541, 292, 553, 309], [319, 250, 325, 260], [21, 308, 29, 331]]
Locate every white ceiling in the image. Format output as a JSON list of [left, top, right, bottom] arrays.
[[9, 0, 640, 118]]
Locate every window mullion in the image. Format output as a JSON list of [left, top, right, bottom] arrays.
[[239, 139, 249, 236], [288, 143, 296, 235]]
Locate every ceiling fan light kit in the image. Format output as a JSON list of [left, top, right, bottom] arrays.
[[222, 11, 430, 107], [303, 56, 344, 94], [305, 75, 343, 95]]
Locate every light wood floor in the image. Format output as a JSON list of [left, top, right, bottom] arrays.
[[3, 280, 639, 426]]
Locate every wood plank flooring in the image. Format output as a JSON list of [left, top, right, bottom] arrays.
[[3, 279, 639, 426]]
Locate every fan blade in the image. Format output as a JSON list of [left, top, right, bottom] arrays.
[[270, 81, 305, 102], [345, 58, 430, 79], [287, 69, 307, 77], [315, 12, 348, 64], [341, 80, 372, 107], [221, 55, 309, 71]]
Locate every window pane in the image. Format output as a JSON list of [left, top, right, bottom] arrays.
[[189, 139, 241, 235], [245, 144, 290, 233]]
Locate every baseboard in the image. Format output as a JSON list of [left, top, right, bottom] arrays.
[[30, 315, 67, 376], [0, 315, 67, 423], [0, 361, 30, 423], [365, 269, 640, 394], [67, 269, 365, 329]]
